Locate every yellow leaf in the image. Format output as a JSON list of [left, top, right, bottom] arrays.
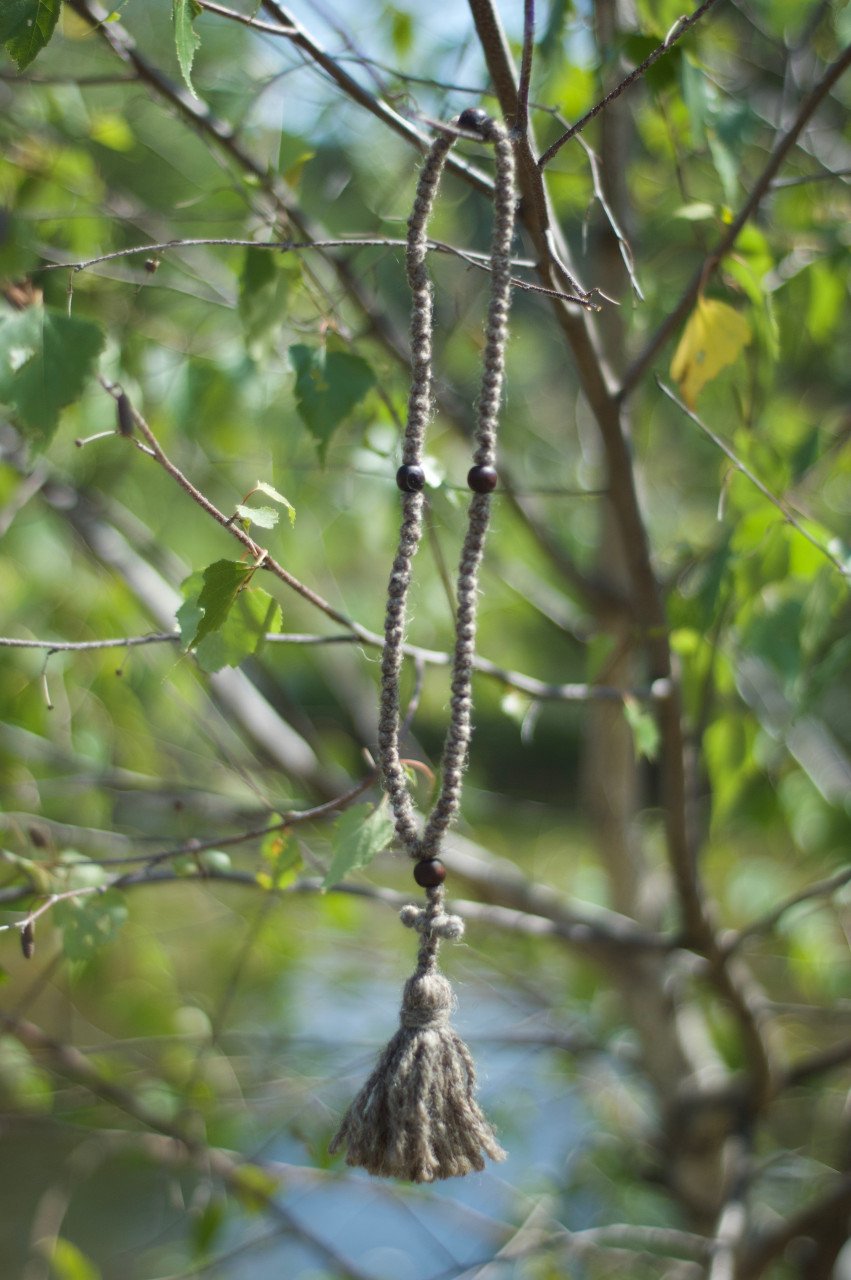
[[670, 297, 751, 409]]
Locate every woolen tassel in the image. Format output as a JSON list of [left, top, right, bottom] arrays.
[[329, 895, 505, 1182]]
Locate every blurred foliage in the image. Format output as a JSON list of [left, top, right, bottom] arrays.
[[1, 0, 851, 1277]]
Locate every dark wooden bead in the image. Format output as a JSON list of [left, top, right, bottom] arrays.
[[458, 108, 490, 133], [467, 464, 498, 494], [116, 393, 134, 438], [396, 464, 426, 493], [413, 858, 446, 888]]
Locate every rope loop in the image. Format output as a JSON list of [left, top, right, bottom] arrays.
[[378, 115, 517, 865]]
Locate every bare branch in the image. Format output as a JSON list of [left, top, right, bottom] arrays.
[[39, 235, 537, 276]]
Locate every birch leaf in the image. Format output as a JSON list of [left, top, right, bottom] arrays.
[[172, 0, 202, 97], [670, 297, 751, 409]]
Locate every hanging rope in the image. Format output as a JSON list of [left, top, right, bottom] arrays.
[[330, 109, 517, 1182]]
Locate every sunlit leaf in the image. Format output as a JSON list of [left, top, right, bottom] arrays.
[[670, 296, 751, 408], [178, 568, 280, 672], [255, 480, 296, 526], [179, 559, 257, 648], [322, 804, 394, 889], [235, 503, 279, 530], [257, 831, 302, 890]]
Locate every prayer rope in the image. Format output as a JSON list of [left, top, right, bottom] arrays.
[[330, 110, 516, 1183]]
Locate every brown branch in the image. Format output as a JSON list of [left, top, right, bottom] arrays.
[[621, 41, 851, 399], [196, 0, 296, 34], [466, 0, 708, 936]]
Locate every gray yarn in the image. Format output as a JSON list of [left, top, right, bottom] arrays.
[[332, 117, 515, 1183], [329, 887, 507, 1182]]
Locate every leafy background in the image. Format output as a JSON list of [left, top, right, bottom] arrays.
[[1, 0, 851, 1278]]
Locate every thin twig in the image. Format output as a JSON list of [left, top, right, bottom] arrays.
[[195, 0, 296, 35], [39, 235, 537, 276], [722, 863, 851, 955], [577, 135, 644, 301], [258, 0, 493, 193], [0, 622, 673, 704], [538, 0, 722, 169]]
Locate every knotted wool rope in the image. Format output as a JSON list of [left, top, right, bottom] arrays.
[[329, 110, 517, 1182]]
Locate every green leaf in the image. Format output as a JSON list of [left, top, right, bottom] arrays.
[[322, 804, 394, 889], [806, 259, 846, 343], [179, 566, 280, 671], [195, 587, 280, 673], [172, 0, 202, 97], [180, 559, 256, 648], [238, 250, 291, 356], [257, 831, 302, 890], [48, 1239, 102, 1280], [176, 571, 205, 649], [54, 890, 127, 962], [3, 0, 61, 71], [290, 344, 375, 462], [235, 503, 279, 530], [255, 480, 296, 526], [0, 305, 104, 447], [622, 696, 660, 761]]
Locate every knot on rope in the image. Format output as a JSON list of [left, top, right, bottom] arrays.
[[399, 903, 465, 941], [399, 970, 454, 1030]]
